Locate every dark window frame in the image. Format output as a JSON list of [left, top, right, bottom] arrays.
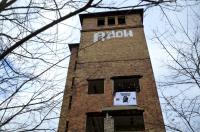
[[74, 60, 77, 71], [118, 16, 126, 25], [111, 75, 142, 93], [71, 77, 75, 89], [88, 79, 104, 94], [108, 16, 115, 25], [114, 113, 145, 131], [68, 96, 72, 110], [64, 121, 69, 132], [86, 112, 105, 132], [97, 18, 105, 26]]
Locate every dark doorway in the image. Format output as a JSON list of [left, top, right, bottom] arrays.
[[114, 114, 145, 132], [86, 113, 104, 132]]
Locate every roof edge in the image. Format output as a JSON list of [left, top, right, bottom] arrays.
[[68, 43, 79, 52], [79, 8, 144, 25]]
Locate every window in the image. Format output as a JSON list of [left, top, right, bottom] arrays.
[[86, 113, 104, 132], [68, 96, 72, 110], [71, 77, 75, 89], [97, 18, 105, 26], [65, 121, 69, 132], [112, 76, 141, 106], [88, 79, 104, 94], [108, 17, 115, 25], [74, 60, 77, 71], [114, 114, 145, 131], [112, 76, 141, 93], [118, 16, 126, 25]]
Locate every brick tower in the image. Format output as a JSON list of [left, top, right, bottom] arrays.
[[58, 9, 165, 132]]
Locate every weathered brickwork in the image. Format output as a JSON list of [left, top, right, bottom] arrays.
[[58, 9, 165, 132]]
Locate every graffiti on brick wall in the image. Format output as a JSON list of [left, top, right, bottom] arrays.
[[93, 30, 133, 43]]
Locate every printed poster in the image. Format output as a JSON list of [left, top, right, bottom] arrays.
[[114, 92, 137, 106]]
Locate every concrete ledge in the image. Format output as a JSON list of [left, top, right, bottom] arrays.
[[102, 105, 144, 112]]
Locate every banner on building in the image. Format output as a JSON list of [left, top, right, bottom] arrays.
[[113, 92, 137, 106]]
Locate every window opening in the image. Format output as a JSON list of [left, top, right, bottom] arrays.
[[65, 121, 69, 132], [97, 18, 105, 26], [88, 79, 104, 94], [118, 16, 126, 25], [114, 114, 145, 131], [86, 113, 104, 132], [108, 17, 115, 25], [68, 96, 72, 110], [71, 77, 75, 89], [74, 60, 77, 71], [113, 78, 140, 93], [112, 76, 141, 106]]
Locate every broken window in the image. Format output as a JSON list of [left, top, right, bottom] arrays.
[[88, 79, 104, 94], [112, 76, 141, 106], [97, 18, 105, 26], [112, 76, 141, 93], [114, 114, 145, 131], [86, 113, 104, 132], [108, 17, 115, 25], [118, 16, 126, 25]]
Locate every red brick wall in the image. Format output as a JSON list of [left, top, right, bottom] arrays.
[[58, 11, 165, 132]]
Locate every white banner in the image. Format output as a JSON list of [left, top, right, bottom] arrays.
[[113, 92, 137, 106]]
